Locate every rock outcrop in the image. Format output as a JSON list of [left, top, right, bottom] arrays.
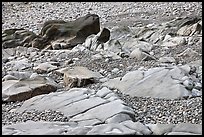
[[2, 14, 101, 50]]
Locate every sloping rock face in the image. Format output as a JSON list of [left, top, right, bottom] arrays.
[[15, 87, 141, 133], [2, 14, 101, 50], [2, 76, 58, 102], [103, 65, 194, 99]]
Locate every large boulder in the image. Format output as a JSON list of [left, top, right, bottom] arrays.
[[38, 13, 100, 49], [16, 87, 136, 127], [2, 76, 58, 102], [62, 66, 102, 88], [102, 66, 194, 99]]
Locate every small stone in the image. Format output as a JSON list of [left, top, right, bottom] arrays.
[[183, 79, 194, 90], [112, 68, 119, 73], [191, 88, 202, 97]]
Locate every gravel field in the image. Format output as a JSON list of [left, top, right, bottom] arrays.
[[2, 2, 202, 33], [2, 2, 202, 127]]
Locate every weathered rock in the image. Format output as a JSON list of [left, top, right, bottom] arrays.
[[103, 66, 192, 99], [110, 25, 133, 41], [2, 119, 153, 135], [2, 120, 77, 135], [171, 123, 202, 135], [123, 39, 154, 53], [87, 120, 152, 135], [177, 21, 202, 36], [130, 47, 156, 61], [16, 88, 135, 126], [39, 14, 100, 49], [161, 36, 186, 47], [158, 57, 176, 63], [8, 71, 33, 80], [103, 39, 124, 53], [6, 58, 33, 71], [84, 27, 110, 51], [2, 76, 58, 102], [63, 66, 102, 88], [166, 132, 201, 135], [33, 62, 58, 73], [69, 98, 135, 123], [2, 75, 18, 81], [146, 123, 175, 135], [2, 28, 40, 49], [2, 48, 17, 58], [176, 48, 199, 58]]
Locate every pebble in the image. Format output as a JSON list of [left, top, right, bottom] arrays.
[[111, 68, 119, 73], [183, 79, 194, 90]]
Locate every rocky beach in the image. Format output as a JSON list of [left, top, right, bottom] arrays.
[[2, 2, 202, 135]]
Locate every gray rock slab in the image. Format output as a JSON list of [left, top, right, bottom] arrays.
[[161, 36, 186, 47], [103, 66, 191, 99], [158, 56, 176, 63], [121, 120, 152, 135], [171, 123, 202, 134], [33, 62, 58, 73], [8, 71, 33, 80], [16, 88, 94, 113], [2, 47, 17, 58], [86, 123, 137, 135], [7, 58, 33, 71], [2, 77, 58, 102], [74, 118, 103, 127], [2, 75, 18, 81], [166, 131, 201, 135], [96, 87, 113, 98], [69, 99, 135, 123], [16, 88, 135, 126], [2, 120, 75, 135], [146, 123, 175, 135], [105, 113, 133, 123], [63, 126, 93, 135], [87, 120, 152, 135]]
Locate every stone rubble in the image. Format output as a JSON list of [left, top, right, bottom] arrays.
[[2, 2, 202, 135]]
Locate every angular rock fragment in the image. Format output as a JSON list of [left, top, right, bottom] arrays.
[[84, 28, 110, 51], [63, 66, 102, 88]]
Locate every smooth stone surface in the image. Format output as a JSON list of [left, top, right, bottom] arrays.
[[166, 132, 201, 135], [33, 62, 58, 73], [171, 123, 202, 134], [2, 77, 58, 102], [16, 88, 135, 126], [103, 66, 191, 99], [158, 56, 176, 63], [146, 123, 175, 135], [87, 120, 152, 135], [2, 120, 77, 135]]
